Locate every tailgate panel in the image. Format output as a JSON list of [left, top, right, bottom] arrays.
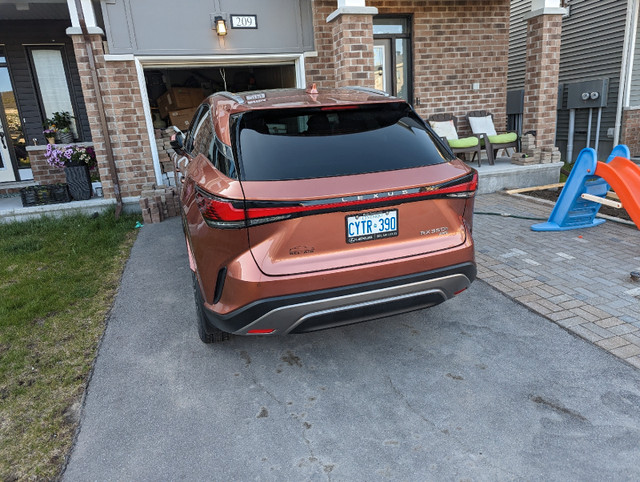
[[241, 163, 473, 276]]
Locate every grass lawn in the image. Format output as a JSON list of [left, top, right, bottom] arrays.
[[0, 209, 141, 480]]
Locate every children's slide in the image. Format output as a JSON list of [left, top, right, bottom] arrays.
[[594, 156, 640, 229], [532, 145, 640, 231]]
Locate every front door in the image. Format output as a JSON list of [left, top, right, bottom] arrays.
[[373, 17, 412, 103]]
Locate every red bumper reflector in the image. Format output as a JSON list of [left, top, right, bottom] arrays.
[[247, 329, 275, 334], [454, 288, 467, 295]]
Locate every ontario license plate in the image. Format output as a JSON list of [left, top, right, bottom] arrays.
[[346, 210, 398, 244]]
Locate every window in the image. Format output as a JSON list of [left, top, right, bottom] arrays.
[[184, 105, 208, 153], [373, 17, 412, 103], [29, 47, 77, 136], [235, 104, 450, 181], [192, 111, 213, 159], [212, 137, 237, 179]]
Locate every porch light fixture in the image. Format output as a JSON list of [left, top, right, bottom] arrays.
[[215, 16, 227, 36]]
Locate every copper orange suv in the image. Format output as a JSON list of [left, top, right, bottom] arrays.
[[174, 87, 477, 343]]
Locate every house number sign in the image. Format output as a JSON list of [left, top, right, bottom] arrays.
[[231, 15, 258, 29]]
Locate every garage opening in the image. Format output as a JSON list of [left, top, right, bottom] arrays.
[[144, 63, 297, 188], [144, 64, 296, 131]]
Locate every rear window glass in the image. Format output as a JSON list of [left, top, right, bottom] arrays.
[[234, 103, 451, 181]]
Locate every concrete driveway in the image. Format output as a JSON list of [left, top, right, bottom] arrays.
[[63, 217, 640, 480]]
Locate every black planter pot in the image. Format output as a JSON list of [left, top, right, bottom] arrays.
[[56, 131, 74, 144], [64, 164, 92, 201]]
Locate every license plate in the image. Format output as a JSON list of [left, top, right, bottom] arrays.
[[346, 210, 398, 244]]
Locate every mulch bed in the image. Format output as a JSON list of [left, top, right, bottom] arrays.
[[522, 187, 633, 223]]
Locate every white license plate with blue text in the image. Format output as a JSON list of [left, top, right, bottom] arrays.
[[346, 210, 398, 244]]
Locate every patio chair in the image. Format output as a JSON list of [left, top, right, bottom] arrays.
[[427, 113, 485, 167], [466, 110, 519, 165]]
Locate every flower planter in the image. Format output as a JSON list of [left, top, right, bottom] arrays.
[[56, 131, 74, 144], [20, 184, 71, 207], [64, 164, 92, 201]]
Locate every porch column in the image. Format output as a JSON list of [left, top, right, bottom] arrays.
[[522, 0, 567, 149], [65, 0, 156, 201], [327, 1, 378, 88]]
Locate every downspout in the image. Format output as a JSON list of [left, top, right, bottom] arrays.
[[614, 0, 639, 146], [74, 0, 123, 219]]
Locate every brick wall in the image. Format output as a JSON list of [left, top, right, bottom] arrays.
[[70, 34, 156, 200], [621, 108, 640, 157], [27, 146, 67, 185], [522, 14, 563, 149], [307, 0, 511, 136], [306, 2, 338, 87], [331, 14, 375, 88]]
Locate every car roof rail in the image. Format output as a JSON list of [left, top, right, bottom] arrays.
[[343, 86, 390, 97], [217, 91, 245, 104]]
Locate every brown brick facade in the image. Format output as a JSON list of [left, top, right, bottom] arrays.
[[522, 14, 563, 149], [331, 14, 375, 88], [306, 0, 511, 136], [621, 108, 640, 157], [70, 34, 156, 200], [27, 147, 67, 185]]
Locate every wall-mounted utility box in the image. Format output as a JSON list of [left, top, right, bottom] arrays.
[[507, 90, 524, 115], [566, 78, 609, 109]]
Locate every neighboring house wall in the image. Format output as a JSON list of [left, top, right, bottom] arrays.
[[0, 20, 91, 145], [307, 0, 511, 135], [556, 0, 626, 159], [624, 9, 640, 155], [621, 107, 640, 151], [509, 0, 627, 160], [508, 0, 530, 91], [629, 25, 640, 106]]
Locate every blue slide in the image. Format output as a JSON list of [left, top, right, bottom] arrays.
[[531, 145, 630, 231]]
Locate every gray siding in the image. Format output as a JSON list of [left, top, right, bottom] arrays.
[[101, 0, 314, 56], [509, 0, 627, 160], [0, 20, 91, 145], [630, 28, 640, 106], [508, 0, 531, 91], [556, 0, 626, 159]]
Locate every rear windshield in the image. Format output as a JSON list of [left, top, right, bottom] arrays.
[[234, 103, 451, 181]]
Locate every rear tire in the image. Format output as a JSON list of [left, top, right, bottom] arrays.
[[192, 271, 230, 343]]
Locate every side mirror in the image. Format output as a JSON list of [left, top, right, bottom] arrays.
[[170, 134, 184, 149]]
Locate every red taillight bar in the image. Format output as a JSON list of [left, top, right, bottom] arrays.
[[196, 171, 477, 228]]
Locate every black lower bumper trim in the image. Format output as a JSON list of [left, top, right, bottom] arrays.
[[201, 262, 476, 335]]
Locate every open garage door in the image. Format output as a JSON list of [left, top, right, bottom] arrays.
[[144, 64, 297, 131], [142, 62, 298, 188]]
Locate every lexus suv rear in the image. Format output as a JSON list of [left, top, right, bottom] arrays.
[[175, 86, 477, 343]]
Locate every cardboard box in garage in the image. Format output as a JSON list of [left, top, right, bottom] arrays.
[[168, 107, 198, 131], [157, 87, 205, 118]]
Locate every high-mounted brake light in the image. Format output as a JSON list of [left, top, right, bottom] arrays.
[[320, 105, 360, 111], [195, 171, 477, 229]]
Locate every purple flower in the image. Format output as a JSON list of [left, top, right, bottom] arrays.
[[64, 149, 73, 160]]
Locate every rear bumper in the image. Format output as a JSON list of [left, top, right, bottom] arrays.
[[201, 262, 476, 335]]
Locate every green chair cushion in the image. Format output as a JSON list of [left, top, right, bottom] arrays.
[[448, 136, 479, 149], [487, 132, 518, 144]]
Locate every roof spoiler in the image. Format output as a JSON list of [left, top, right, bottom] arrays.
[[217, 91, 246, 104], [343, 86, 390, 97]]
